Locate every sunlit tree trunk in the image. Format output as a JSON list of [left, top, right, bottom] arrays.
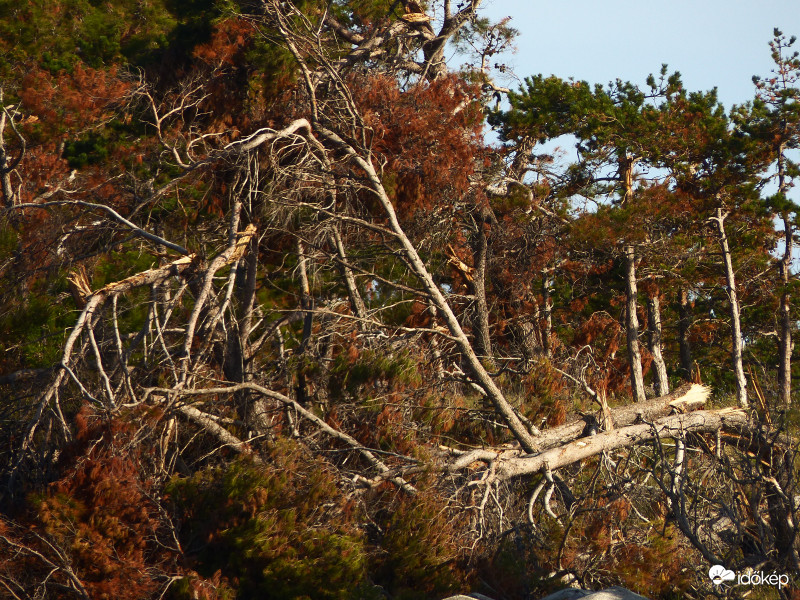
[[297, 238, 314, 351], [618, 152, 636, 206], [225, 244, 274, 439], [624, 245, 646, 402], [711, 208, 748, 408], [646, 290, 670, 396], [778, 215, 792, 406], [778, 143, 793, 405]]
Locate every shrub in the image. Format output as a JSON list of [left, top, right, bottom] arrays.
[[166, 443, 374, 600]]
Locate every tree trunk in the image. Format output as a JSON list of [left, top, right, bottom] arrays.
[[494, 406, 748, 480], [295, 238, 314, 406], [542, 275, 552, 358], [226, 246, 274, 440], [624, 245, 646, 402], [513, 296, 541, 363], [711, 208, 748, 408], [646, 291, 670, 396], [0, 95, 24, 207], [331, 227, 368, 324], [427, 300, 446, 379], [776, 139, 793, 406], [765, 451, 800, 570], [778, 221, 792, 406], [0, 154, 13, 206], [677, 288, 693, 381], [618, 152, 636, 206], [296, 238, 314, 352], [314, 124, 541, 451], [471, 222, 493, 361], [778, 136, 793, 405]]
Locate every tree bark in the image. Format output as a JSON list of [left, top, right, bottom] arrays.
[[711, 207, 748, 408], [624, 245, 646, 402], [646, 291, 670, 396]]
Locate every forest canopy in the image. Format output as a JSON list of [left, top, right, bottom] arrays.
[[0, 2, 799, 599]]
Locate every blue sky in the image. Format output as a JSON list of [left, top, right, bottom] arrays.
[[477, 0, 800, 109]]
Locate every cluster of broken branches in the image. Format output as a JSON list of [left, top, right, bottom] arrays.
[[1, 3, 798, 597]]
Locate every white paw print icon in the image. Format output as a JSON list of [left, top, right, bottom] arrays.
[[709, 565, 735, 585]]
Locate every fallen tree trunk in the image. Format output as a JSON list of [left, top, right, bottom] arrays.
[[496, 407, 749, 480], [531, 382, 709, 452]]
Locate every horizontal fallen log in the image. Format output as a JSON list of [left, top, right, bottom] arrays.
[[532, 383, 710, 452], [496, 407, 749, 480]]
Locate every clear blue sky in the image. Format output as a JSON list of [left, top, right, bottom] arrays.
[[478, 0, 800, 109]]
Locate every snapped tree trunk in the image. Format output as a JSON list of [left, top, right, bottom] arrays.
[[711, 207, 748, 408], [618, 151, 636, 206], [493, 406, 749, 480], [624, 245, 646, 402], [646, 290, 670, 396]]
